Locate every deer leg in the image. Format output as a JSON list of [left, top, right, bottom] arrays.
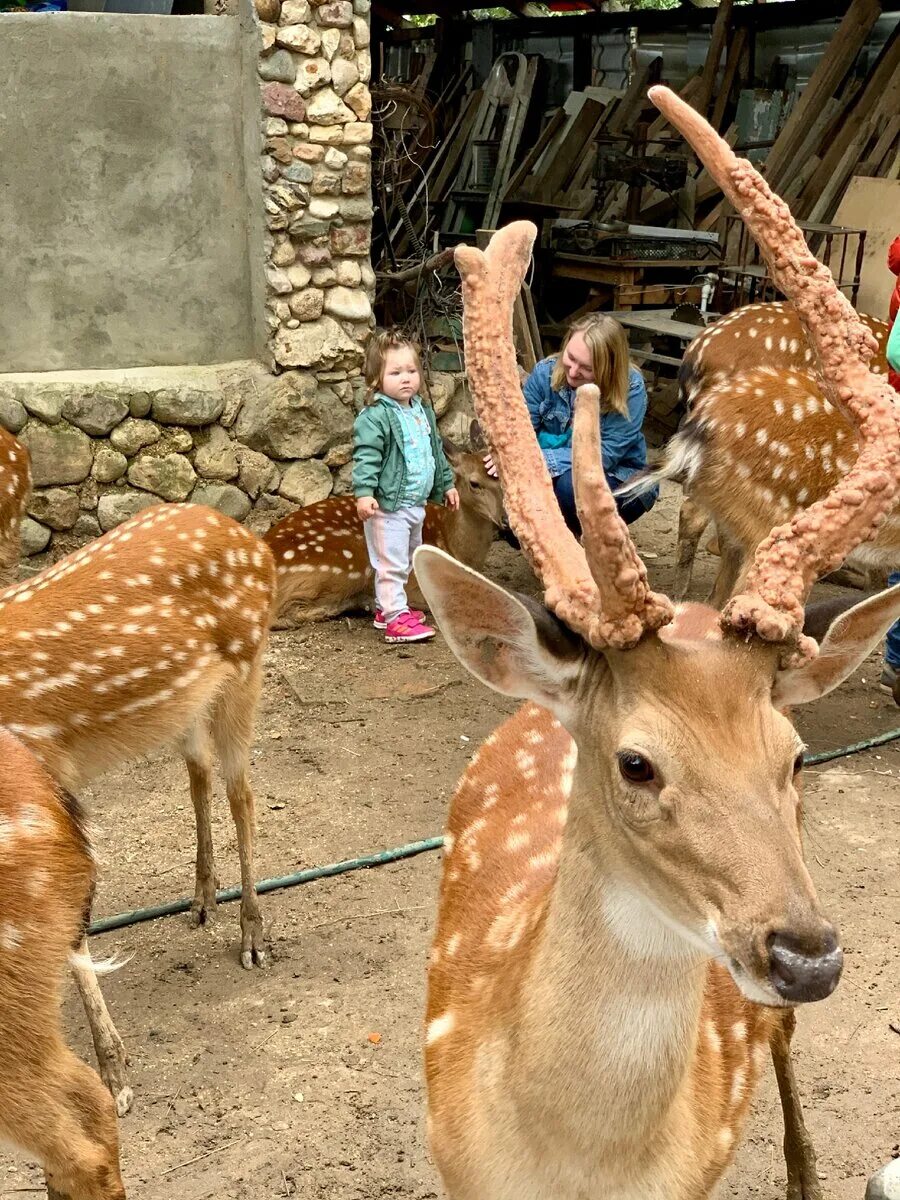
[[770, 1009, 822, 1200], [70, 939, 133, 1118], [212, 663, 266, 970], [39, 1052, 126, 1200], [180, 718, 218, 927], [708, 526, 747, 611], [674, 495, 709, 599]]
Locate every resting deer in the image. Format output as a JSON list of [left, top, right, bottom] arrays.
[[0, 501, 277, 1115], [414, 87, 900, 1200], [621, 303, 892, 604], [0, 729, 125, 1199], [264, 436, 504, 625], [0, 427, 32, 587]]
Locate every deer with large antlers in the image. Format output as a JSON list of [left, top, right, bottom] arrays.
[[0, 427, 32, 588], [264, 436, 504, 625], [414, 86, 900, 1200], [0, 730, 126, 1198], [0, 501, 276, 1116], [620, 303, 893, 605]]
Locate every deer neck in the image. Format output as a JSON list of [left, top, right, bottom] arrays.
[[437, 505, 495, 572], [519, 775, 707, 1155]]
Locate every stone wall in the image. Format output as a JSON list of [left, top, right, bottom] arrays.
[[1, 360, 474, 560], [257, 0, 375, 374]]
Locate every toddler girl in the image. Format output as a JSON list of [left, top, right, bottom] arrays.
[[352, 331, 459, 644]]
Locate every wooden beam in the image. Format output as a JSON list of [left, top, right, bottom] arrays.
[[695, 0, 734, 120], [763, 0, 881, 190]]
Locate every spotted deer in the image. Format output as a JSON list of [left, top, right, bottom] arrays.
[[0, 427, 32, 587], [0, 501, 276, 1115], [620, 304, 893, 604], [264, 437, 504, 625], [0, 729, 126, 1198], [413, 87, 900, 1200]]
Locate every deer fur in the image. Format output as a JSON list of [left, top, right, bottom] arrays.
[[0, 729, 125, 1198], [0, 428, 32, 588]]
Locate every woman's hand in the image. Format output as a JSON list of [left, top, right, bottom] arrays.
[[445, 488, 460, 511], [356, 496, 379, 521], [483, 453, 498, 479]]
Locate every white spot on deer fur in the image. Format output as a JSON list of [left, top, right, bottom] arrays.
[[805, 398, 819, 415], [748, 327, 757, 339], [445, 933, 462, 957], [765, 336, 773, 350], [754, 429, 767, 446], [731, 1020, 747, 1043], [730, 1067, 747, 1108], [735, 421, 746, 438], [505, 831, 530, 852], [0, 923, 23, 952], [804, 445, 815, 460], [736, 463, 751, 480], [718, 1126, 734, 1151], [792, 404, 804, 421], [426, 1012, 456, 1045], [282, 550, 295, 561], [797, 488, 809, 503], [773, 398, 784, 415]]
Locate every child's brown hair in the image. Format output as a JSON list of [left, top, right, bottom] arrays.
[[364, 330, 423, 404]]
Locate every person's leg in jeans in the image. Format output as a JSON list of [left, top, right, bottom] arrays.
[[882, 570, 900, 689], [364, 507, 415, 623], [553, 470, 581, 536]]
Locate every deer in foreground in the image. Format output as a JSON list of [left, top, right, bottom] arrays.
[[620, 303, 893, 604], [0, 729, 125, 1198], [264, 435, 504, 626], [414, 87, 900, 1200], [0, 427, 32, 587], [0, 501, 277, 1116]]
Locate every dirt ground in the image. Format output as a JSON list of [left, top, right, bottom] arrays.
[[2, 483, 899, 1199]]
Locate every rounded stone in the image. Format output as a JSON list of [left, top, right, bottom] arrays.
[[19, 423, 93, 486], [151, 388, 226, 427], [21, 391, 64, 425], [62, 391, 129, 437], [307, 87, 355, 126], [191, 482, 252, 523], [20, 516, 51, 556], [92, 448, 128, 483], [27, 487, 81, 532], [110, 418, 161, 456], [73, 513, 102, 540], [194, 426, 239, 481], [97, 491, 161, 532], [320, 26, 341, 60], [289, 288, 326, 321], [324, 286, 372, 321], [237, 447, 281, 500], [294, 57, 332, 97], [315, 0, 352, 25], [343, 81, 370, 121], [331, 56, 359, 96], [277, 24, 322, 54], [129, 392, 153, 418], [280, 0, 310, 19], [259, 49, 297, 84], [128, 453, 196, 502], [282, 161, 314, 184], [278, 458, 333, 505], [0, 397, 27, 434], [262, 82, 307, 123]]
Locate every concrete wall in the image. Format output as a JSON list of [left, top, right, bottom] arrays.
[[0, 13, 263, 372]]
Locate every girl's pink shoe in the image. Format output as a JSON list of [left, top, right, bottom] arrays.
[[374, 607, 424, 630], [384, 610, 436, 644]]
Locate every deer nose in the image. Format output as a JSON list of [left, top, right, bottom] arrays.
[[767, 928, 843, 1003]]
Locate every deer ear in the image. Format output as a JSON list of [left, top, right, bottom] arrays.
[[414, 546, 588, 722], [441, 437, 462, 466], [774, 585, 900, 706]]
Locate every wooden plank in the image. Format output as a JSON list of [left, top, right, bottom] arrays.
[[764, 0, 881, 190], [526, 95, 606, 201], [710, 25, 747, 134], [504, 107, 566, 200], [696, 0, 734, 120], [806, 113, 880, 223], [833, 177, 900, 320], [796, 26, 900, 217], [606, 50, 660, 137]]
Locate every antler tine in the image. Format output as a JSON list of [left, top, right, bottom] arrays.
[[573, 384, 673, 646], [649, 85, 900, 652], [454, 224, 604, 645]]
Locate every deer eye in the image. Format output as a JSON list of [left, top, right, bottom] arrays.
[[469, 478, 482, 489], [618, 751, 655, 785]]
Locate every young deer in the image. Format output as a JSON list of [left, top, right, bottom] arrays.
[[0, 729, 125, 1199], [0, 501, 277, 1115], [621, 304, 893, 604], [0, 427, 32, 587], [414, 88, 900, 1200], [264, 438, 504, 626]]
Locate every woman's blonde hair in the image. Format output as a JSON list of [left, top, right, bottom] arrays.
[[364, 330, 423, 404], [550, 313, 631, 416]]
